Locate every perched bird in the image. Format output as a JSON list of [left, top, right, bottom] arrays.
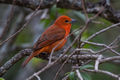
[[22, 15, 75, 67]]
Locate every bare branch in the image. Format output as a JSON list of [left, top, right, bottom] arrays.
[[1, 47, 120, 77], [34, 73, 41, 80], [0, 0, 119, 23], [84, 69, 119, 79], [81, 0, 88, 19], [82, 41, 120, 55], [53, 50, 76, 80], [0, 49, 32, 76], [81, 22, 120, 47], [95, 55, 102, 71]]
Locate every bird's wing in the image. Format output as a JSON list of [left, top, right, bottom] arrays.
[[33, 26, 66, 51]]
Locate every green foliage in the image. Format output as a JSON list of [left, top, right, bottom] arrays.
[[0, 78, 5, 80], [73, 11, 86, 22], [81, 72, 92, 80], [69, 72, 76, 80], [90, 63, 120, 80], [81, 31, 89, 41], [15, 28, 33, 45], [57, 8, 67, 14], [41, 19, 52, 27], [66, 72, 77, 80], [32, 57, 45, 66], [100, 63, 119, 74], [91, 72, 114, 80], [78, 65, 93, 80], [65, 65, 93, 80], [50, 5, 57, 19], [79, 65, 94, 70]]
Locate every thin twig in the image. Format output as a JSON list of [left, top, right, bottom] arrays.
[[62, 75, 69, 80], [82, 41, 120, 55], [53, 50, 76, 80], [34, 73, 41, 80], [76, 48, 96, 54], [0, 0, 16, 40], [84, 69, 119, 79], [76, 69, 83, 80], [96, 35, 120, 54], [81, 0, 88, 19], [81, 22, 120, 47]]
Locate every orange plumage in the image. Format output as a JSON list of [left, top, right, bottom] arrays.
[[22, 15, 74, 67]]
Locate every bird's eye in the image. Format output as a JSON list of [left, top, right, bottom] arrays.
[[65, 20, 69, 23]]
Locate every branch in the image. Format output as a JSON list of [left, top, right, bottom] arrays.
[[76, 69, 83, 80], [0, 0, 119, 23], [81, 22, 120, 47], [1, 48, 120, 77], [94, 55, 102, 71], [0, 0, 56, 10], [0, 49, 32, 76], [0, 49, 87, 77], [84, 69, 120, 79]]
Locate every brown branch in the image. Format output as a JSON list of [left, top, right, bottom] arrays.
[[0, 0, 119, 23], [0, 0, 56, 10], [0, 48, 98, 77], [0, 49, 32, 76], [1, 48, 120, 77]]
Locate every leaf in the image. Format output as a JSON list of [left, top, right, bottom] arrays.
[[80, 65, 94, 70], [41, 19, 52, 27], [73, 11, 86, 21], [58, 8, 67, 14], [0, 78, 5, 80], [50, 5, 57, 19], [81, 72, 91, 80], [68, 72, 76, 80]]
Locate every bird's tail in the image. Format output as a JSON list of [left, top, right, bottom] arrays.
[[22, 50, 40, 67]]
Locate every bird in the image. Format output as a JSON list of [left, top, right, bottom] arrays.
[[22, 15, 75, 67]]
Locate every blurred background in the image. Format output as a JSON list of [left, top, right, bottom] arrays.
[[0, 0, 120, 80]]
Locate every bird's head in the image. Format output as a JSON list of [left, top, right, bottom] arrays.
[[54, 15, 76, 29]]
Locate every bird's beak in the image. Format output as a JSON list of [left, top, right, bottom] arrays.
[[70, 19, 76, 24]]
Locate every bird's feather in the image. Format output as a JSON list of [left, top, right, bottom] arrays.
[[33, 25, 66, 51]]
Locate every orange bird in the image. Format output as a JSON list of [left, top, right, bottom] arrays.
[[22, 15, 75, 67]]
